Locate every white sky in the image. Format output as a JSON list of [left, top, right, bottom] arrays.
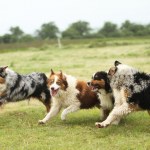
[[0, 0, 150, 35]]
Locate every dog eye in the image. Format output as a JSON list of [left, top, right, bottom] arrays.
[[49, 80, 54, 84], [56, 81, 61, 85]]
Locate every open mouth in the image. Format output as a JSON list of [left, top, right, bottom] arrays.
[[90, 85, 99, 92], [51, 88, 59, 97]]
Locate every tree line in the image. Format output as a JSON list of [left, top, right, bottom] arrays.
[[0, 20, 150, 43]]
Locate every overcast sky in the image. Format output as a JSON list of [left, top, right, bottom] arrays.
[[0, 0, 150, 35]]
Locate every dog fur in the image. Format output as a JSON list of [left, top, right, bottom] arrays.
[[88, 71, 116, 122], [38, 70, 100, 124], [0, 66, 51, 112], [95, 61, 150, 128]]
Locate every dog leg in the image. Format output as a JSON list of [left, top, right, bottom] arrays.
[[38, 102, 61, 124], [0, 102, 3, 107], [95, 103, 132, 128], [61, 103, 80, 121], [101, 109, 110, 121], [111, 118, 121, 125]]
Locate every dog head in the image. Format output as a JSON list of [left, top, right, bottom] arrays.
[[48, 69, 68, 97], [108, 60, 137, 78], [0, 66, 8, 78], [87, 71, 111, 93], [107, 60, 121, 77]]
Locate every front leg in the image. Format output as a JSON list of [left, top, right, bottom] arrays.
[[61, 103, 80, 121], [38, 102, 61, 124], [95, 102, 132, 128], [101, 109, 111, 121]]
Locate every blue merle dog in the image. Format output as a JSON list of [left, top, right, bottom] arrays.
[[0, 66, 51, 113], [95, 61, 150, 128]]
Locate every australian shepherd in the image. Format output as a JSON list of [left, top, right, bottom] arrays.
[[0, 66, 51, 112], [87, 71, 118, 123], [38, 69, 100, 124], [95, 61, 150, 128]]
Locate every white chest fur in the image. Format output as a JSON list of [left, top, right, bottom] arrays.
[[113, 88, 125, 106], [52, 74, 80, 108], [98, 89, 113, 110]]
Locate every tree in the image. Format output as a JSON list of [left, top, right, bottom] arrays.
[[2, 34, 13, 43], [36, 22, 59, 39], [62, 21, 91, 39], [98, 22, 120, 37], [0, 36, 3, 43], [145, 24, 150, 35], [120, 20, 146, 36], [19, 34, 34, 42], [9, 26, 24, 41]]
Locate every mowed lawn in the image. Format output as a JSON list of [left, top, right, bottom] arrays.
[[0, 38, 150, 150]]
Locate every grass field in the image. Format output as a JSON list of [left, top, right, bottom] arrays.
[[0, 38, 150, 150]]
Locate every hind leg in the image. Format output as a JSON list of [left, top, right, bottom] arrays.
[[0, 102, 3, 107], [101, 109, 111, 121], [43, 101, 51, 113], [40, 92, 51, 113], [147, 111, 150, 115]]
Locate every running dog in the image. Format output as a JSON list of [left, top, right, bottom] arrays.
[[87, 71, 117, 123], [38, 69, 100, 124], [0, 66, 51, 112], [95, 61, 150, 128]]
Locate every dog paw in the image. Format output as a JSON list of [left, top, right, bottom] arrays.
[[38, 120, 46, 125], [95, 122, 108, 128]]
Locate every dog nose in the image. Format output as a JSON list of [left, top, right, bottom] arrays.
[[51, 87, 54, 91]]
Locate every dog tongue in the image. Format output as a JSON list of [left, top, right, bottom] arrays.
[[51, 89, 58, 97], [91, 86, 95, 90]]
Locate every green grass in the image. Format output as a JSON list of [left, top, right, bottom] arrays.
[[0, 37, 150, 150]]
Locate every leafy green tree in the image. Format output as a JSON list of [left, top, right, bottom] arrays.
[[36, 22, 59, 39], [0, 36, 3, 43], [120, 20, 146, 36], [19, 34, 34, 42], [62, 21, 91, 39], [9, 26, 24, 41], [2, 34, 14, 43], [98, 22, 120, 37], [145, 24, 150, 35]]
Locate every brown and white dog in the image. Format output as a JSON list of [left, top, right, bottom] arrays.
[[38, 70, 100, 124], [87, 71, 116, 122]]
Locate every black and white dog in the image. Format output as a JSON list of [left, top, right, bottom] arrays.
[[95, 61, 150, 128], [0, 66, 51, 112], [88, 71, 116, 122]]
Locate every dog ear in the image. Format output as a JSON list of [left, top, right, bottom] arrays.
[[0, 66, 8, 73], [114, 61, 121, 66], [2, 66, 8, 71], [60, 70, 67, 80], [60, 70, 63, 78], [50, 69, 54, 75], [108, 67, 117, 76], [60, 71, 68, 89]]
